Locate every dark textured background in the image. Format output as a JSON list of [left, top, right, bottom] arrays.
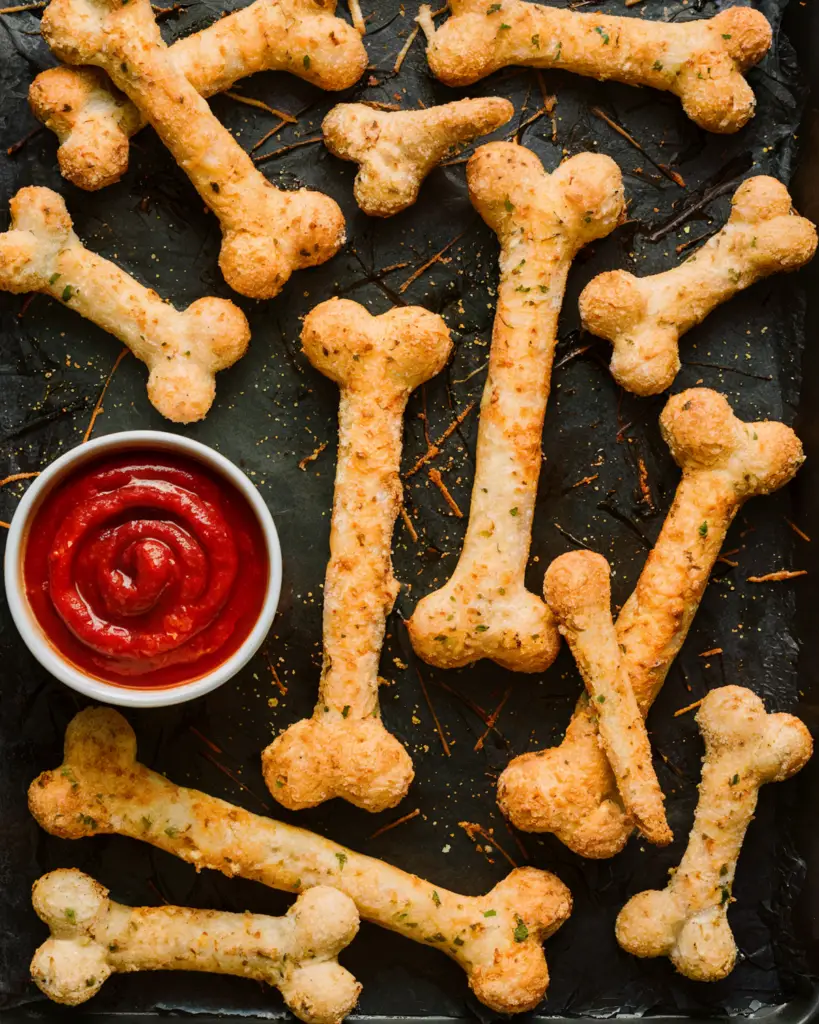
[[0, 0, 817, 1018]]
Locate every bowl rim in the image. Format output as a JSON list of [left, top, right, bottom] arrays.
[[3, 430, 282, 708]]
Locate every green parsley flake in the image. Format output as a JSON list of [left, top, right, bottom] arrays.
[[513, 916, 529, 942]]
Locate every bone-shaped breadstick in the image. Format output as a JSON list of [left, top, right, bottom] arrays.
[[41, 0, 345, 300], [322, 97, 514, 217], [407, 142, 624, 673], [580, 177, 818, 396], [0, 187, 249, 423], [31, 869, 361, 1023], [30, 0, 368, 191], [544, 551, 671, 847], [261, 299, 451, 812], [29, 708, 573, 1014], [616, 686, 812, 980], [419, 0, 771, 134], [498, 389, 804, 858]]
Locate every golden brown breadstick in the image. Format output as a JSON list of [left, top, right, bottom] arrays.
[[616, 686, 812, 980], [580, 177, 817, 396], [407, 142, 624, 673], [0, 187, 248, 423], [262, 299, 451, 811], [322, 97, 514, 217], [41, 0, 345, 300], [30, 0, 368, 191], [419, 0, 771, 133], [29, 708, 573, 1015], [498, 389, 804, 858], [31, 869, 361, 1023], [543, 551, 671, 848]]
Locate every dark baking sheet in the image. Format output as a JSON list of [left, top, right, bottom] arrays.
[[1, 0, 818, 1019]]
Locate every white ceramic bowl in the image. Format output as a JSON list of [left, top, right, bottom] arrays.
[[3, 431, 282, 708]]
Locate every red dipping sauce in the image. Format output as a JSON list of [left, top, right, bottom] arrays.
[[23, 452, 269, 688]]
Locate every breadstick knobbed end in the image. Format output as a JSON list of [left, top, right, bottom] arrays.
[[544, 550, 610, 626], [696, 685, 813, 781], [28, 707, 137, 837], [711, 7, 773, 71], [615, 888, 679, 959], [676, 9, 771, 133], [302, 298, 452, 391], [41, 0, 104, 66], [145, 297, 250, 423], [469, 868, 572, 1014], [423, 6, 498, 86], [30, 869, 113, 1005], [324, 98, 515, 218], [408, 585, 560, 673], [289, 886, 360, 957], [579, 271, 681, 397], [0, 186, 73, 293], [29, 67, 135, 191], [262, 716, 415, 812], [497, 719, 630, 860], [618, 886, 738, 982], [551, 153, 625, 243], [671, 909, 737, 982], [662, 388, 804, 492], [467, 145, 624, 245], [296, 17, 368, 92], [728, 177, 818, 271], [219, 189, 345, 300], [660, 389, 745, 471], [281, 886, 362, 1024]]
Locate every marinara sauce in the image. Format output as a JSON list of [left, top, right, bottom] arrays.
[[23, 451, 268, 688]]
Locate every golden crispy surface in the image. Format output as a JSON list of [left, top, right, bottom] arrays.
[[408, 142, 623, 674], [31, 869, 361, 1023], [580, 177, 818, 395], [30, 0, 367, 191], [616, 686, 812, 981], [498, 389, 805, 858], [0, 187, 248, 422], [544, 551, 671, 847], [41, 0, 345, 299], [262, 299, 452, 811], [420, 0, 771, 133], [29, 708, 573, 1015], [323, 97, 513, 216]]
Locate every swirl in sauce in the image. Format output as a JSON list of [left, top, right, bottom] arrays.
[[24, 453, 268, 687]]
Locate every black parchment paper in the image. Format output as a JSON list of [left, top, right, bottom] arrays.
[[0, 0, 815, 1018]]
